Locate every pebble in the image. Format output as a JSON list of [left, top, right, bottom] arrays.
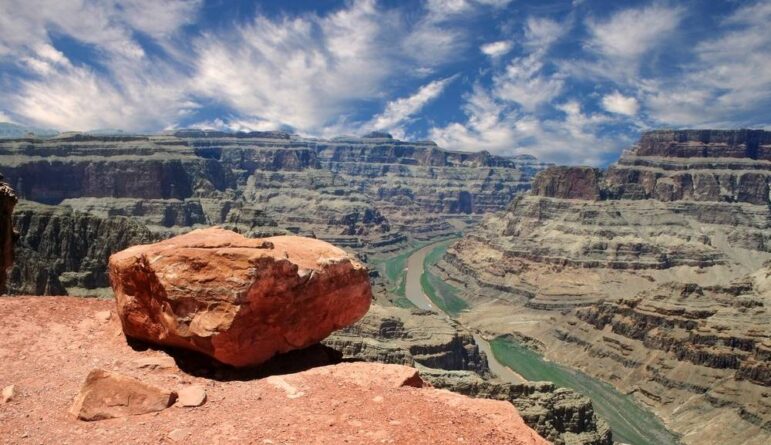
[[177, 385, 207, 407], [2, 384, 15, 403]]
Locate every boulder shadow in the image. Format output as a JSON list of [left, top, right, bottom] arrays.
[[125, 336, 354, 382]]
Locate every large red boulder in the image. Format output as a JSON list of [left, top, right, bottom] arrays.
[[109, 227, 372, 367]]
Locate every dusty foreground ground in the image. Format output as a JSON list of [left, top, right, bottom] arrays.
[[0, 297, 546, 445]]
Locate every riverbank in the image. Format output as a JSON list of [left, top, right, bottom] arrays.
[[404, 239, 680, 445]]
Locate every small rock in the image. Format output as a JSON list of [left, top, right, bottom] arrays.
[[2, 384, 15, 403], [177, 385, 206, 407], [94, 311, 111, 322], [132, 356, 176, 371], [372, 395, 384, 403], [70, 369, 177, 421], [167, 429, 189, 442]]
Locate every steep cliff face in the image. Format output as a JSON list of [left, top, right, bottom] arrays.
[[0, 131, 545, 295], [422, 369, 612, 445], [323, 303, 612, 445], [437, 130, 771, 445], [9, 201, 154, 295], [0, 177, 17, 293], [324, 304, 488, 374]]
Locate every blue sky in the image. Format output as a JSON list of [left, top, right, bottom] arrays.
[[0, 0, 769, 165]]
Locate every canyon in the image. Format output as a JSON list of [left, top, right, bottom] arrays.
[[433, 129, 771, 445], [0, 130, 545, 296], [2, 128, 769, 444]]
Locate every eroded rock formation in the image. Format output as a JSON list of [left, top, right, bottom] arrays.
[[0, 130, 546, 295], [109, 227, 372, 367], [324, 302, 614, 445], [436, 129, 771, 445]]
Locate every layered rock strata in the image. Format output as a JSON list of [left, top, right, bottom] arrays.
[[0, 131, 545, 295], [437, 130, 771, 445], [9, 201, 154, 296], [110, 227, 372, 367], [324, 303, 613, 445]]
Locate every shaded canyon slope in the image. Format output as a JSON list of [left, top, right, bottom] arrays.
[[324, 303, 612, 445], [434, 129, 771, 445], [0, 130, 546, 295]]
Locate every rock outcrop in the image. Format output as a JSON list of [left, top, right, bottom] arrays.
[[324, 304, 488, 374], [0, 131, 547, 295], [70, 369, 177, 421], [422, 368, 612, 445], [110, 227, 372, 367], [9, 201, 154, 295], [0, 296, 549, 445], [0, 176, 16, 293], [437, 129, 771, 445], [324, 302, 614, 445]]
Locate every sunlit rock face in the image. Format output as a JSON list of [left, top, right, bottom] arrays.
[[438, 129, 771, 445], [109, 227, 372, 367]]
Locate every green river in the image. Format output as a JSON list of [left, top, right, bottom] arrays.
[[383, 239, 681, 445]]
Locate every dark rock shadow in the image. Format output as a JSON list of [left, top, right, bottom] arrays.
[[125, 336, 354, 382]]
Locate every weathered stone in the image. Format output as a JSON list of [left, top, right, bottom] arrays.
[[2, 384, 15, 403], [109, 227, 372, 367], [531, 166, 603, 200], [176, 385, 206, 407], [69, 369, 176, 421]]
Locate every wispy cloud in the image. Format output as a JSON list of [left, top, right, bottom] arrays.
[[602, 91, 639, 116], [480, 40, 513, 58], [364, 77, 455, 133]]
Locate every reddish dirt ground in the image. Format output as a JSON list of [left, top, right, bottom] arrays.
[[0, 297, 547, 445]]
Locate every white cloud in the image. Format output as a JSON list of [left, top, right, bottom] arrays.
[[489, 17, 567, 111], [601, 91, 639, 116], [586, 4, 683, 60], [481, 40, 513, 58], [643, 1, 771, 126], [524, 17, 565, 49], [0, 0, 202, 130], [429, 87, 619, 165], [11, 57, 196, 131], [193, 0, 401, 132], [493, 54, 564, 111], [366, 77, 454, 132]]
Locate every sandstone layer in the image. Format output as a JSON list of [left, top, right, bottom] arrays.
[[0, 296, 548, 445], [0, 131, 546, 294], [110, 227, 372, 367], [436, 129, 771, 445]]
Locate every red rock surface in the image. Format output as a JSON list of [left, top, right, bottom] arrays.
[[0, 297, 548, 445], [109, 227, 372, 367], [70, 369, 176, 420]]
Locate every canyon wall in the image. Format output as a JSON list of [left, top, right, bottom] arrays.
[[0, 131, 545, 295], [435, 129, 771, 445]]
